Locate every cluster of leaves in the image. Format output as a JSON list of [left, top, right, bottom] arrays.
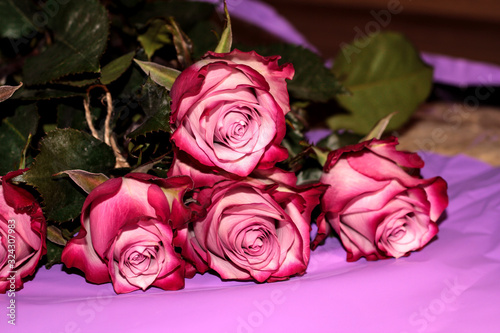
[[0, 0, 432, 267]]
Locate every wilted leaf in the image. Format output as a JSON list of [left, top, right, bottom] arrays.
[[0, 104, 38, 175], [23, 129, 115, 222], [23, 0, 109, 85], [329, 32, 433, 134], [167, 18, 193, 68], [0, 83, 23, 102], [47, 225, 67, 246], [54, 169, 109, 194]]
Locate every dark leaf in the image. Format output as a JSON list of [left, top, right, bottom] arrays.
[[23, 129, 115, 222], [130, 1, 215, 30], [128, 78, 171, 138], [0, 104, 38, 175], [45, 240, 64, 269], [167, 18, 192, 68], [243, 44, 345, 102], [23, 0, 109, 85], [0, 0, 39, 39]]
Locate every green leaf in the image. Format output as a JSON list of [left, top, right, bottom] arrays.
[[45, 240, 64, 269], [0, 83, 23, 102], [128, 78, 171, 138], [0, 104, 38, 175], [23, 129, 115, 222], [134, 59, 180, 90], [0, 0, 39, 39], [311, 146, 329, 168], [23, 0, 109, 85], [101, 51, 136, 85], [214, 1, 232, 54], [329, 32, 433, 134], [138, 19, 171, 60], [244, 44, 345, 102], [360, 111, 397, 142]]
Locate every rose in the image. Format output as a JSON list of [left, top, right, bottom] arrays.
[[1, 169, 46, 293], [61, 174, 193, 293], [176, 170, 324, 282], [170, 49, 294, 177], [313, 137, 448, 261]]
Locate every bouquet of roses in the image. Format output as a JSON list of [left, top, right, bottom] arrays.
[[0, 0, 448, 294]]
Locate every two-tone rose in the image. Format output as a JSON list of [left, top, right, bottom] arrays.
[[170, 49, 294, 177], [61, 174, 194, 293], [1, 169, 46, 293], [176, 169, 325, 282], [314, 137, 448, 261]]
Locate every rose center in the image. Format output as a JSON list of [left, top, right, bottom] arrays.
[[242, 229, 267, 255]]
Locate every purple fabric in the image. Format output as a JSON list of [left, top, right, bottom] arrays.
[[2, 153, 500, 332]]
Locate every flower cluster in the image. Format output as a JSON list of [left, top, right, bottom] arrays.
[[1, 50, 448, 294]]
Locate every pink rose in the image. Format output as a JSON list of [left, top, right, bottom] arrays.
[[176, 170, 324, 282], [1, 169, 46, 293], [61, 174, 193, 293], [314, 137, 448, 261], [170, 49, 294, 177]]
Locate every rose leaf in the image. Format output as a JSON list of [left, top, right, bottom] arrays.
[[101, 51, 137, 85], [0, 83, 23, 103], [128, 78, 171, 138], [138, 19, 172, 60], [328, 31, 433, 134], [243, 43, 345, 103], [23, 129, 115, 222], [134, 59, 181, 90], [214, 1, 232, 54], [22, 0, 109, 85], [0, 104, 38, 175], [45, 240, 64, 269], [0, 0, 39, 39]]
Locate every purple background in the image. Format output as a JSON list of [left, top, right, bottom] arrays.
[[3, 1, 500, 332]]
